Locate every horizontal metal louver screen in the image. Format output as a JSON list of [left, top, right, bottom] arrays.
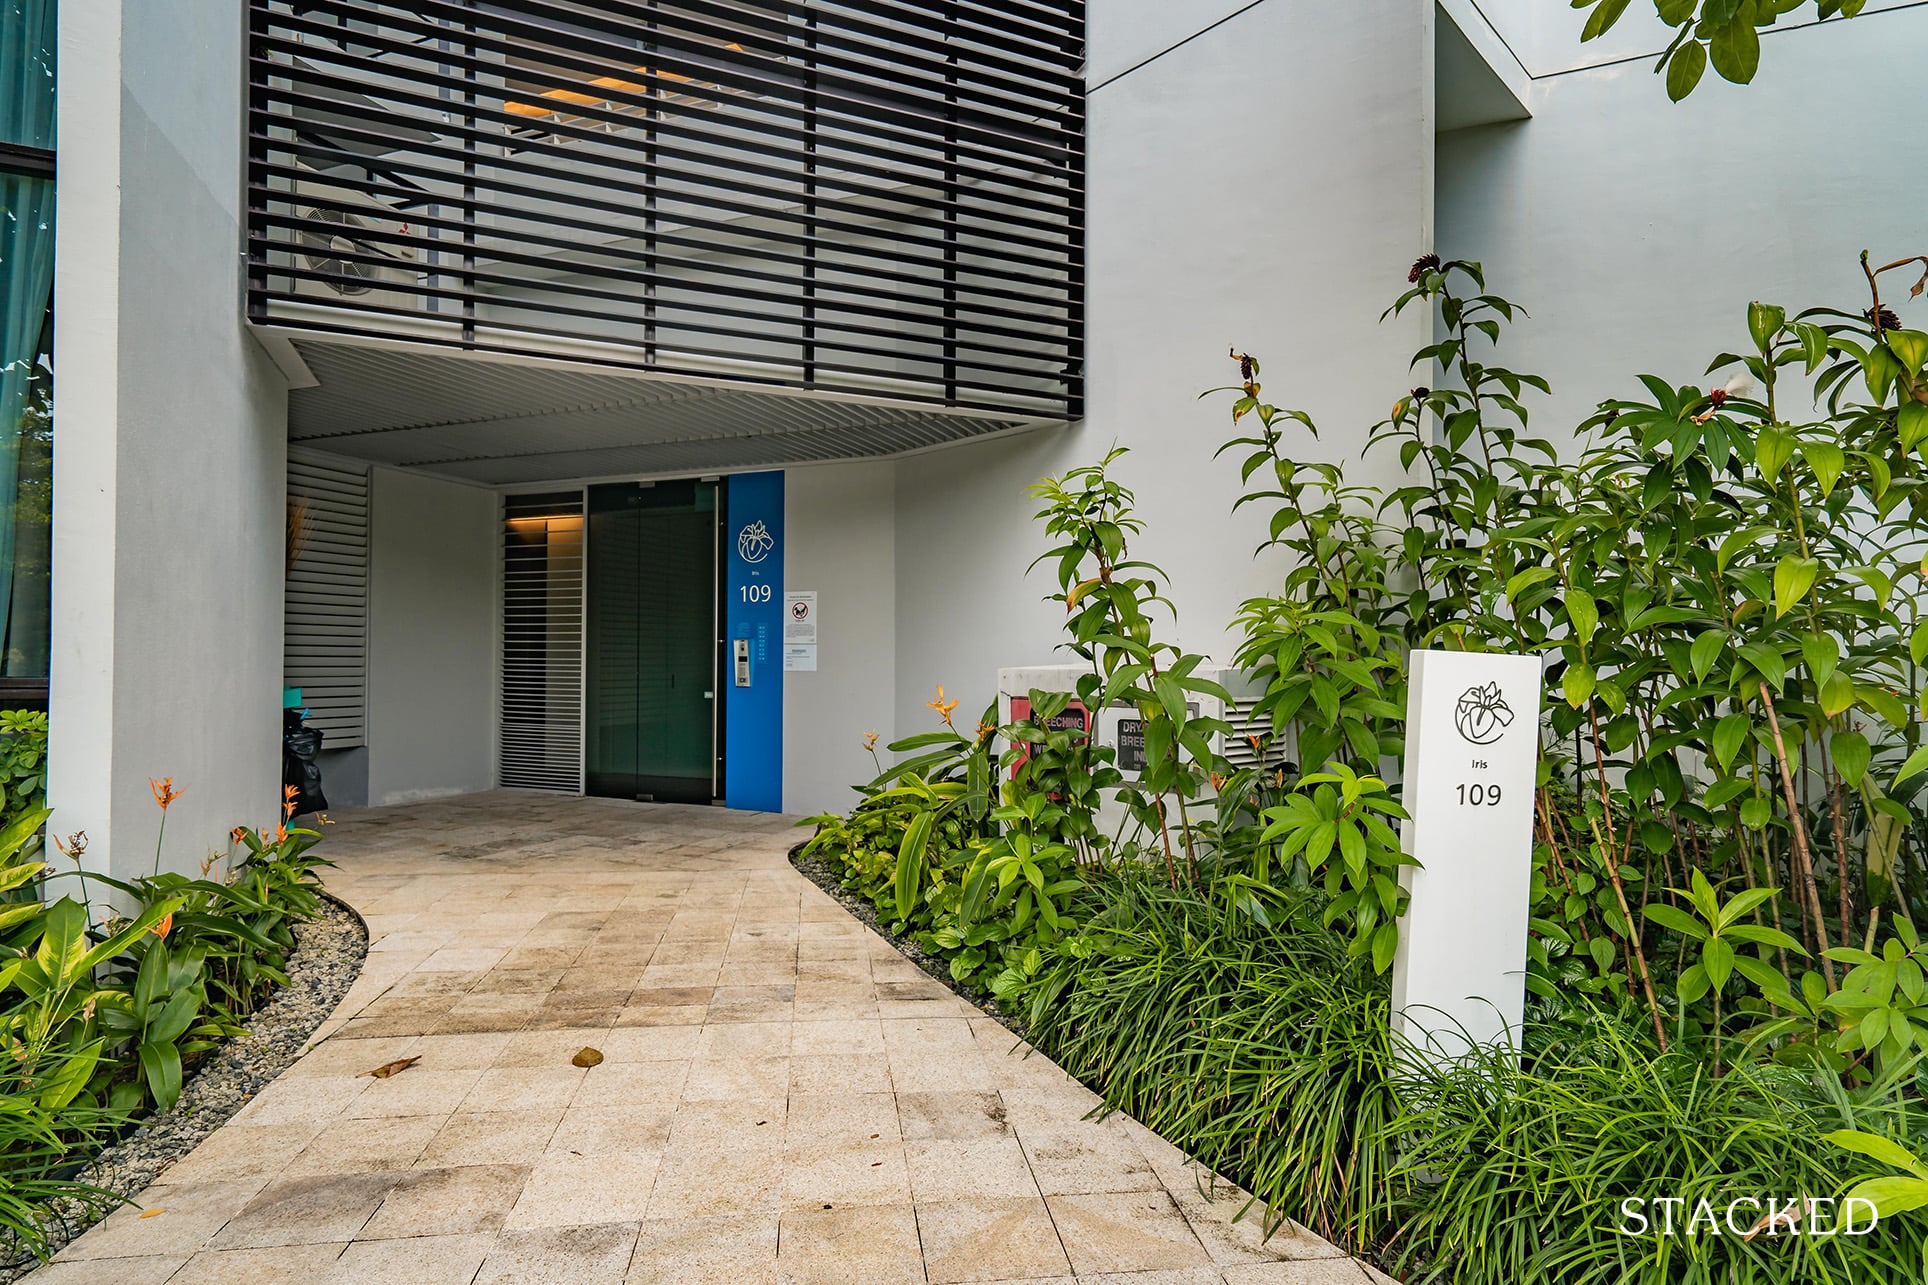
[[245, 0, 1084, 419], [500, 490, 586, 791], [285, 450, 371, 748]]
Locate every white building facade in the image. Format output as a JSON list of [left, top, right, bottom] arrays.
[[10, 0, 1924, 880]]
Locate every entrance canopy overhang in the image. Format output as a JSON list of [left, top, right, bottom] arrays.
[[267, 329, 1056, 486]]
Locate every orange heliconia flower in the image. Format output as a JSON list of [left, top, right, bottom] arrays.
[[926, 684, 960, 729], [863, 730, 880, 752], [282, 783, 299, 819], [149, 778, 183, 811], [152, 912, 173, 941], [229, 826, 248, 846]]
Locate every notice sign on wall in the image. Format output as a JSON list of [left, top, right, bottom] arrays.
[[784, 591, 817, 644], [783, 591, 817, 671], [1390, 649, 1544, 1061]]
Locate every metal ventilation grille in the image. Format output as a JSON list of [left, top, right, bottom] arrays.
[[285, 450, 370, 747], [1221, 700, 1291, 777], [500, 490, 586, 791], [245, 0, 1085, 419]]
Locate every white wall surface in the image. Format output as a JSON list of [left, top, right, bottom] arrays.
[[1464, 0, 1915, 76], [1437, 6, 1928, 445], [782, 461, 897, 816], [51, 0, 289, 881], [891, 0, 1436, 741], [365, 469, 498, 805]]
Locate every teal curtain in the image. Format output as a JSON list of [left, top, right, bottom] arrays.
[[0, 0, 55, 678], [2, 0, 56, 150]]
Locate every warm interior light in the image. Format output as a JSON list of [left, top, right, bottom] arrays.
[[504, 46, 743, 120]]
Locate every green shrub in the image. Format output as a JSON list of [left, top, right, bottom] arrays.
[[0, 785, 333, 1260], [0, 711, 47, 834], [1022, 873, 1400, 1252], [1384, 1027, 1927, 1284]]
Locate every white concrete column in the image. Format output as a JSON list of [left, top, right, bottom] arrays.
[[49, 1, 289, 883]]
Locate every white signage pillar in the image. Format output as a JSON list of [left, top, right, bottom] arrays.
[[1390, 649, 1544, 1059]]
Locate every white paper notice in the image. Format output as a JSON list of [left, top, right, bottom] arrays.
[[784, 591, 818, 645], [783, 644, 817, 672]]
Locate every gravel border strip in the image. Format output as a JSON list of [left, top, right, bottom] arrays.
[[1, 893, 369, 1279]]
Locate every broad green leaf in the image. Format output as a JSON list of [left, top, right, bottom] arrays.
[[1703, 936, 1736, 989], [1842, 1176, 1928, 1221], [1565, 588, 1599, 645], [1748, 302, 1786, 353], [1690, 629, 1727, 681], [1827, 1129, 1928, 1181], [1800, 633, 1838, 689], [1819, 671, 1856, 717], [1738, 642, 1786, 691], [1580, 0, 1631, 41], [1896, 744, 1928, 788], [1900, 402, 1928, 452], [1833, 730, 1872, 787], [1678, 962, 1711, 1004], [1773, 555, 1820, 617], [1709, 17, 1760, 84], [1642, 902, 1709, 940], [1371, 923, 1399, 975], [1803, 441, 1846, 498], [893, 811, 934, 921], [1710, 713, 1749, 769], [1506, 567, 1557, 602], [1562, 662, 1597, 710], [1756, 425, 1795, 476], [1888, 329, 1928, 372], [1665, 39, 1707, 101]]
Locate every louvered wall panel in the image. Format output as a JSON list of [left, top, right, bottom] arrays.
[[286, 450, 371, 747], [245, 0, 1084, 420], [500, 491, 586, 791]]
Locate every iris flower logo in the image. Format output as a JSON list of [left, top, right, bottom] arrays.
[[1454, 682, 1514, 745], [737, 520, 774, 564]]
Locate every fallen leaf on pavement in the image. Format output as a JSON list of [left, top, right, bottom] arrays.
[[363, 1056, 421, 1079], [571, 1047, 604, 1068], [139, 1209, 164, 1219]]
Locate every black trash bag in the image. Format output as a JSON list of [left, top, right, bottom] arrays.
[[282, 711, 328, 815]]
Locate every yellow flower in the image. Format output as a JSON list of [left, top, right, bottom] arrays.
[[863, 730, 880, 752], [926, 684, 960, 729]]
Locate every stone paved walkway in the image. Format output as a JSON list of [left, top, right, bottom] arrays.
[[33, 792, 1391, 1284]]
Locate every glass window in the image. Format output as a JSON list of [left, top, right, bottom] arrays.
[[2, 0, 55, 690], [1, 0, 56, 153]]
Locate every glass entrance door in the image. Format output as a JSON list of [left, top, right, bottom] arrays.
[[585, 480, 719, 803]]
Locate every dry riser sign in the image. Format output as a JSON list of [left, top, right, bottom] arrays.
[[1391, 649, 1545, 1058]]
